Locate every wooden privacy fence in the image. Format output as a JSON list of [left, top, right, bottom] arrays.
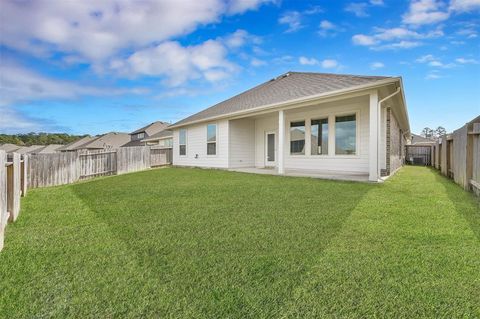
[[405, 145, 433, 166], [28, 146, 172, 189], [433, 115, 480, 196], [1, 150, 28, 252]]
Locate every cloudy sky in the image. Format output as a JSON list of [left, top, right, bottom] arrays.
[[0, 0, 479, 135]]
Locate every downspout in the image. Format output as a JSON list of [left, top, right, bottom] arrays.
[[376, 87, 401, 179]]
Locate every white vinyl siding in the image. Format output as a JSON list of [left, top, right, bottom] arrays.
[[229, 118, 255, 168], [173, 120, 229, 168]]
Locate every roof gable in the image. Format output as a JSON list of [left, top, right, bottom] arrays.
[[172, 71, 394, 127]]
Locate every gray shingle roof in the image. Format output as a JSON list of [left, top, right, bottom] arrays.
[[0, 143, 23, 153], [141, 129, 173, 142], [130, 121, 170, 135], [80, 132, 130, 150], [56, 136, 93, 151], [173, 72, 394, 127]]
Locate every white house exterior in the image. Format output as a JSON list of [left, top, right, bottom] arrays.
[[169, 72, 410, 182]]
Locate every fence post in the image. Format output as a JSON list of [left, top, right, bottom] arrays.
[[0, 150, 6, 251], [21, 155, 28, 197], [7, 153, 21, 222]]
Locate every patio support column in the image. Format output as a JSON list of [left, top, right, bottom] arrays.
[[369, 90, 379, 182], [278, 110, 285, 174]]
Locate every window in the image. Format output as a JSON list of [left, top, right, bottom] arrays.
[[290, 121, 305, 155], [311, 118, 328, 155], [207, 124, 217, 155], [137, 132, 145, 139], [179, 129, 187, 156], [335, 114, 356, 155]]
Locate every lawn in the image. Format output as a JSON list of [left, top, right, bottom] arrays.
[[0, 166, 479, 318]]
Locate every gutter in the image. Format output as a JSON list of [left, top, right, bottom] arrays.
[[376, 86, 402, 180], [169, 77, 401, 129]]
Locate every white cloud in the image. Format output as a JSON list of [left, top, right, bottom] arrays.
[[321, 59, 339, 69], [370, 62, 385, 69], [449, 0, 480, 12], [345, 2, 369, 17], [416, 54, 456, 68], [402, 0, 450, 26], [352, 26, 442, 49], [0, 62, 142, 107], [370, 0, 385, 5], [110, 39, 236, 86], [0, 0, 272, 62], [318, 20, 344, 37], [251, 58, 266, 67], [299, 57, 339, 69], [352, 34, 377, 46], [425, 72, 443, 79], [416, 54, 436, 62], [278, 11, 303, 33], [227, 0, 277, 14], [455, 57, 479, 64], [299, 56, 319, 65]]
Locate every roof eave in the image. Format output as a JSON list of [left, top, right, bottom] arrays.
[[169, 77, 401, 129]]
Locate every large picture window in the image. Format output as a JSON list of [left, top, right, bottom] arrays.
[[335, 114, 356, 155], [207, 124, 217, 155], [179, 129, 187, 156], [290, 121, 305, 155], [311, 118, 328, 155]]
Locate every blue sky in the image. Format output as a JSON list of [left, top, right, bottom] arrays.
[[1, 0, 479, 135]]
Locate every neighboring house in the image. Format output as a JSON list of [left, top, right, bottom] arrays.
[[74, 132, 130, 151], [141, 130, 173, 148], [0, 144, 23, 153], [35, 144, 63, 154], [409, 133, 436, 145], [169, 71, 410, 182], [16, 145, 45, 154], [123, 121, 170, 147], [56, 136, 95, 152]]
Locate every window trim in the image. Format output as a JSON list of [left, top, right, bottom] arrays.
[[288, 120, 306, 156], [179, 128, 187, 157], [310, 117, 329, 157], [206, 123, 218, 157], [137, 132, 145, 139], [334, 112, 358, 156], [286, 109, 360, 159]]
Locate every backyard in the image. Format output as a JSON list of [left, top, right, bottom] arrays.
[[0, 166, 479, 318]]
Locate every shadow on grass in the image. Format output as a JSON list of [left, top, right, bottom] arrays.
[[69, 167, 373, 317], [433, 169, 480, 242]]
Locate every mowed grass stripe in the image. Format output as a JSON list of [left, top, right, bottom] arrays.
[[0, 166, 478, 318]]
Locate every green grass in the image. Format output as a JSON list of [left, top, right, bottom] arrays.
[[0, 166, 479, 318]]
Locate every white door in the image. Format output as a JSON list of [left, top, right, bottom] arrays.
[[265, 131, 276, 167]]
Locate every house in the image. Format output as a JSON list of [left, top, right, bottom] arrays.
[[35, 144, 63, 154], [141, 129, 173, 148], [0, 144, 23, 153], [409, 133, 436, 145], [169, 72, 410, 182], [73, 132, 130, 151], [56, 136, 95, 152], [16, 145, 46, 154], [122, 121, 170, 147]]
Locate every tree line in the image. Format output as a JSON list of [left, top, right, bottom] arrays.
[[421, 126, 446, 140], [0, 133, 89, 146]]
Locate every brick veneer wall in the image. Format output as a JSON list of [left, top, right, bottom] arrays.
[[384, 107, 405, 176]]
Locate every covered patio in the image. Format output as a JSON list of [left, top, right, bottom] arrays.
[[228, 167, 370, 182]]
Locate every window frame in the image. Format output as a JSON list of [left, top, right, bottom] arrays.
[[310, 117, 329, 156], [179, 129, 187, 156], [206, 123, 218, 156], [334, 112, 358, 156], [289, 120, 306, 156]]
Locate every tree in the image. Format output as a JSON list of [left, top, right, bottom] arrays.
[[435, 126, 446, 138], [421, 127, 434, 139]]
